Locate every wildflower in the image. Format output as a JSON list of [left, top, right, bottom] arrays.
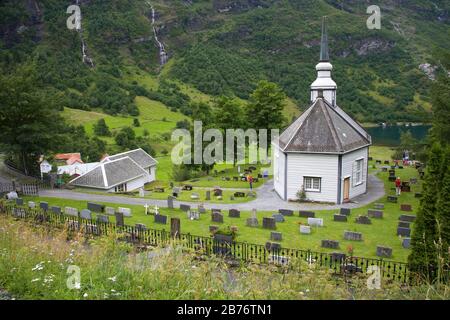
[[74, 282, 81, 289], [31, 278, 40, 283], [108, 276, 117, 282], [83, 293, 88, 298]]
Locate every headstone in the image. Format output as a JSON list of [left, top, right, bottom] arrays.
[[172, 187, 181, 197], [87, 202, 104, 213], [321, 240, 340, 249], [167, 196, 174, 209], [65, 207, 78, 217], [330, 252, 346, 262], [191, 192, 200, 200], [402, 238, 411, 249], [211, 212, 224, 223], [399, 214, 416, 222], [307, 218, 323, 227], [182, 184, 193, 191], [376, 246, 392, 258], [170, 218, 181, 238], [15, 198, 24, 206], [387, 195, 398, 203], [154, 214, 167, 224], [139, 188, 145, 198], [410, 178, 418, 184], [211, 208, 221, 213], [37, 201, 48, 211], [279, 209, 293, 216], [368, 209, 383, 219], [198, 204, 206, 214], [234, 192, 246, 198], [115, 212, 124, 227], [246, 209, 259, 227], [340, 208, 351, 216], [265, 242, 281, 251], [384, 160, 390, 165], [344, 231, 363, 241], [118, 207, 132, 217], [262, 217, 276, 230], [97, 214, 109, 223], [28, 201, 36, 209], [400, 204, 412, 212], [135, 223, 147, 231], [355, 215, 372, 224], [229, 209, 240, 218], [381, 167, 388, 172], [205, 190, 211, 200], [374, 203, 384, 210], [333, 214, 348, 222], [7, 191, 18, 200], [272, 214, 285, 223], [51, 206, 61, 214], [230, 226, 238, 233], [180, 204, 190, 212], [213, 188, 222, 197], [187, 210, 200, 220], [300, 225, 311, 234], [270, 232, 282, 241], [299, 210, 315, 218], [398, 221, 410, 228], [397, 227, 411, 237], [105, 207, 115, 215], [209, 225, 219, 234], [80, 209, 92, 220]]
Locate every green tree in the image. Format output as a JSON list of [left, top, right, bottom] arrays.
[[408, 144, 442, 278], [430, 75, 450, 145], [0, 73, 65, 175], [436, 149, 450, 265], [115, 127, 136, 149], [93, 118, 111, 136], [133, 118, 140, 127], [190, 101, 214, 126]]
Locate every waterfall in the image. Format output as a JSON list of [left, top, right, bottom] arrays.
[[146, 1, 168, 66], [75, 0, 94, 67]]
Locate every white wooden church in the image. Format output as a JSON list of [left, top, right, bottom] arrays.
[[273, 18, 372, 204]]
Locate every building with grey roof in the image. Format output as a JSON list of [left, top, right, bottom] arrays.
[[70, 149, 158, 193], [273, 18, 372, 204]]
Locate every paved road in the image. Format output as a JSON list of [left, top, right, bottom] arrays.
[[39, 174, 385, 211]]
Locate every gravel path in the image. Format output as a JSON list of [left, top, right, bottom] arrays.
[[39, 174, 385, 211]]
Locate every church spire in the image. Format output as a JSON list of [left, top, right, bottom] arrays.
[[320, 16, 329, 62]]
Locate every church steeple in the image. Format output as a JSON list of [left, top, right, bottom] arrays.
[[320, 16, 329, 62], [310, 16, 337, 106]]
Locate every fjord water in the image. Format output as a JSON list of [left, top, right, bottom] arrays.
[[365, 125, 431, 146]]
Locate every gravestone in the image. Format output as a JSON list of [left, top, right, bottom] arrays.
[[118, 207, 132, 217], [209, 225, 219, 234], [330, 252, 346, 262], [376, 160, 381, 164], [334, 214, 348, 222], [65, 207, 78, 217], [272, 214, 285, 223], [229, 209, 240, 218], [15, 198, 24, 206], [387, 196, 398, 203], [271, 232, 282, 242], [344, 231, 363, 241], [170, 218, 181, 238], [190, 192, 200, 200], [167, 196, 174, 209], [246, 209, 259, 227], [205, 190, 211, 200], [374, 203, 384, 210], [340, 208, 351, 216], [381, 167, 388, 172], [87, 202, 104, 213], [234, 192, 246, 198], [39, 201, 49, 211], [172, 187, 181, 197], [135, 223, 147, 231], [321, 240, 340, 249], [105, 207, 115, 216], [399, 214, 416, 222], [211, 212, 224, 223], [355, 215, 372, 224], [279, 209, 293, 216], [80, 209, 92, 220], [213, 188, 222, 197], [154, 214, 167, 224], [247, 191, 256, 198], [397, 227, 411, 237], [28, 201, 36, 209], [187, 210, 200, 220], [262, 217, 276, 230], [368, 209, 383, 219], [265, 242, 281, 251], [299, 210, 315, 218], [307, 218, 323, 227], [388, 175, 396, 182], [300, 225, 311, 234], [400, 204, 412, 212], [7, 191, 18, 200], [97, 214, 109, 223], [180, 204, 190, 212], [410, 178, 418, 184], [384, 160, 390, 165], [398, 221, 411, 228], [211, 208, 221, 213], [51, 206, 61, 214], [115, 212, 124, 227], [198, 204, 206, 214], [376, 246, 392, 258], [139, 188, 145, 198], [182, 184, 193, 191], [402, 238, 411, 249]]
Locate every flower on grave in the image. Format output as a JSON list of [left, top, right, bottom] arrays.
[[347, 245, 354, 255]]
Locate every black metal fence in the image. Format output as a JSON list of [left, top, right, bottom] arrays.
[[0, 202, 411, 283]]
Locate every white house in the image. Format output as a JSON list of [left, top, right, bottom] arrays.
[[272, 18, 372, 204], [57, 162, 99, 176], [70, 148, 158, 193]]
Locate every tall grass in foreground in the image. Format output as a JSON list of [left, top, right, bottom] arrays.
[[0, 216, 448, 300]]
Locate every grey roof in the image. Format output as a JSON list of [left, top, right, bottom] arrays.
[[104, 148, 157, 168], [277, 98, 371, 153], [70, 156, 148, 189]]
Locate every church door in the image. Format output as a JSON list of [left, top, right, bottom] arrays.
[[343, 178, 350, 202]]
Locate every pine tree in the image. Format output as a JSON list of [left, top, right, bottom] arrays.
[[436, 148, 450, 265], [408, 144, 442, 277], [93, 119, 111, 136]]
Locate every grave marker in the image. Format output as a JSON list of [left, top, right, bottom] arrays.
[[307, 218, 323, 227], [374, 203, 384, 210], [355, 215, 372, 224], [321, 240, 340, 249], [334, 214, 348, 222], [187, 210, 200, 220], [340, 208, 351, 216], [167, 196, 174, 209], [265, 242, 281, 251], [80, 209, 92, 220], [272, 214, 285, 223], [229, 209, 240, 218], [300, 225, 311, 234], [97, 214, 109, 223], [51, 206, 61, 214], [211, 212, 224, 223], [64, 207, 78, 217], [87, 202, 104, 213], [115, 212, 124, 227], [263, 217, 276, 230], [209, 225, 219, 234], [270, 232, 282, 241], [299, 210, 315, 218], [368, 209, 383, 219], [105, 207, 115, 215], [399, 214, 416, 222], [344, 231, 363, 241], [180, 204, 190, 212], [279, 209, 293, 216], [400, 204, 412, 212], [205, 190, 211, 201], [397, 227, 411, 237], [376, 246, 392, 258], [118, 207, 132, 217], [387, 196, 398, 203], [15, 198, 24, 206], [402, 238, 411, 249], [398, 221, 411, 228], [171, 218, 181, 238], [39, 201, 49, 211], [28, 201, 36, 209], [154, 214, 167, 224], [330, 252, 346, 262]]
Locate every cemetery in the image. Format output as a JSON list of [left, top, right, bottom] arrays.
[[0, 151, 425, 262]]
